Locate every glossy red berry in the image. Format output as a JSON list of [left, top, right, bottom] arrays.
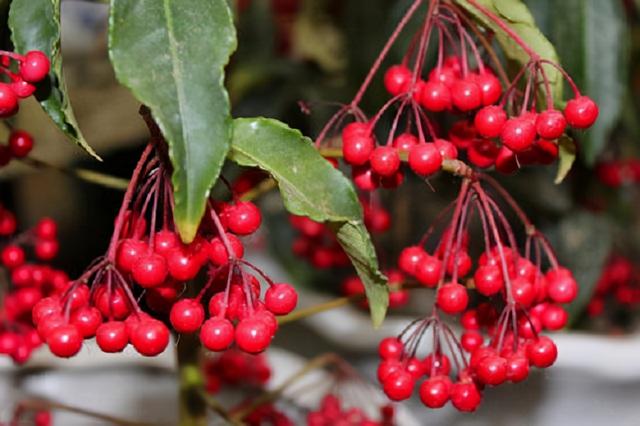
[[419, 80, 451, 111], [378, 337, 404, 360], [474, 105, 507, 138], [170, 299, 205, 333], [511, 277, 535, 307], [424, 353, 451, 376], [461, 331, 483, 352], [96, 321, 129, 353], [11, 80, 36, 98], [265, 283, 298, 315], [342, 133, 375, 166], [501, 117, 536, 152], [35, 238, 59, 261], [131, 320, 170, 356], [384, 65, 412, 96], [8, 130, 34, 158], [35, 218, 57, 240], [154, 230, 179, 255], [473, 265, 503, 296], [47, 324, 82, 358], [476, 355, 507, 385], [415, 255, 442, 288], [451, 78, 482, 111], [434, 139, 458, 160], [541, 304, 568, 330], [167, 246, 203, 281], [226, 201, 262, 235], [19, 51, 51, 83], [419, 376, 451, 408], [475, 72, 502, 105], [408, 143, 442, 176], [506, 354, 530, 383], [235, 317, 273, 354], [398, 246, 427, 275], [0, 83, 18, 117], [369, 146, 401, 177], [436, 282, 468, 314], [132, 253, 168, 288], [208, 234, 244, 265], [536, 110, 567, 139], [392, 133, 419, 152], [1, 245, 25, 269], [70, 306, 102, 338], [564, 96, 598, 129], [200, 317, 234, 351], [450, 382, 482, 412], [382, 370, 415, 401], [546, 267, 578, 304], [116, 239, 148, 272], [527, 336, 557, 368]]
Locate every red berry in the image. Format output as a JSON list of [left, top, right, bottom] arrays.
[[451, 78, 482, 111], [94, 286, 132, 320], [378, 337, 404, 360], [132, 253, 168, 288], [398, 246, 426, 275], [536, 110, 566, 139], [434, 139, 458, 159], [342, 132, 374, 166], [8, 130, 34, 158], [527, 336, 557, 368], [19, 51, 51, 83], [116, 239, 148, 272], [33, 297, 61, 324], [419, 376, 452, 408], [369, 146, 401, 177], [96, 321, 129, 353], [424, 353, 451, 376], [474, 106, 507, 138], [47, 324, 82, 358], [506, 354, 530, 383], [265, 283, 298, 315], [384, 65, 412, 96], [564, 96, 598, 129], [227, 201, 262, 235], [495, 146, 518, 174], [415, 255, 442, 288], [352, 165, 379, 191], [235, 317, 273, 353], [419, 80, 451, 111], [167, 246, 203, 281], [501, 117, 536, 152], [392, 133, 419, 152], [436, 282, 468, 314], [70, 306, 102, 338], [429, 67, 458, 87], [408, 143, 442, 176], [131, 320, 170, 356], [0, 83, 18, 117], [475, 355, 507, 386], [35, 218, 57, 239], [154, 230, 179, 255], [1, 245, 25, 269], [170, 298, 205, 333], [208, 234, 244, 265], [450, 382, 482, 412], [0, 333, 20, 355], [474, 264, 503, 296], [545, 267, 578, 304], [511, 277, 535, 307], [541, 304, 568, 330], [200, 317, 235, 351], [11, 80, 36, 98], [461, 309, 480, 330], [34, 238, 59, 261], [382, 371, 415, 401], [377, 359, 402, 383], [461, 331, 483, 352], [475, 72, 502, 105]]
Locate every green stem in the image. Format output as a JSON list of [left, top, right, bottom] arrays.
[[177, 334, 207, 426]]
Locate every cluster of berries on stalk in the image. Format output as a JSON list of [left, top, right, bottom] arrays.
[[596, 159, 640, 188], [0, 130, 35, 167], [0, 50, 50, 117], [376, 177, 575, 412], [0, 204, 66, 364], [203, 349, 271, 394], [307, 393, 395, 426], [587, 254, 640, 319]]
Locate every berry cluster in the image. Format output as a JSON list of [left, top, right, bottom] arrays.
[[587, 255, 640, 319], [374, 176, 574, 411], [203, 349, 271, 394], [241, 402, 293, 426], [307, 394, 394, 426], [596, 159, 640, 188], [0, 130, 35, 167], [0, 205, 66, 364], [0, 50, 50, 117]]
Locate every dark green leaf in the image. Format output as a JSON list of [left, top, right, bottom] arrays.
[[554, 135, 576, 184], [109, 0, 237, 242], [229, 117, 388, 327], [455, 0, 563, 105], [9, 0, 98, 159]]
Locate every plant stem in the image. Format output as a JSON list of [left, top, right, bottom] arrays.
[[18, 157, 129, 190], [177, 334, 208, 426]]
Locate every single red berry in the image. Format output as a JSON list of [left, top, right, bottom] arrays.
[[342, 133, 375, 166], [398, 246, 427, 275], [47, 324, 82, 358], [446, 251, 472, 277], [154, 230, 179, 255], [94, 286, 132, 320], [0, 333, 20, 355], [352, 165, 379, 191], [96, 321, 129, 353], [116, 239, 148, 272], [342, 122, 370, 140], [527, 336, 557, 368], [448, 120, 477, 149], [536, 109, 567, 139], [35, 238, 59, 261], [434, 139, 458, 160], [170, 298, 205, 333], [8, 130, 34, 158], [0, 83, 18, 117], [419, 80, 451, 111], [378, 337, 404, 360], [424, 352, 451, 376], [166, 246, 203, 281], [475, 72, 502, 105], [451, 78, 482, 111], [429, 67, 458, 87], [377, 359, 402, 383], [35, 217, 57, 239], [474, 106, 507, 138], [501, 117, 536, 152], [436, 282, 468, 314], [533, 139, 559, 165], [541, 304, 568, 330], [19, 51, 51, 83], [70, 306, 102, 338], [505, 353, 530, 383], [564, 95, 598, 129], [208, 234, 244, 265], [476, 355, 507, 386], [450, 382, 482, 412], [200, 317, 234, 351], [511, 277, 535, 307], [415, 255, 442, 288], [473, 265, 503, 296], [545, 267, 578, 304], [461, 310, 480, 330], [1, 245, 25, 269], [495, 146, 518, 174], [265, 283, 298, 315], [131, 319, 170, 356], [419, 376, 452, 408], [132, 253, 168, 288], [382, 370, 415, 401], [461, 331, 483, 352], [34, 411, 51, 426], [235, 317, 273, 354], [384, 65, 412, 96], [392, 133, 419, 152], [226, 201, 262, 235], [369, 146, 401, 177], [408, 143, 442, 176], [32, 297, 61, 324]]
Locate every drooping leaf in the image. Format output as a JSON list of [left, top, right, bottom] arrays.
[[229, 117, 388, 327], [109, 0, 237, 242], [555, 135, 576, 184], [455, 0, 563, 106], [9, 0, 98, 159], [546, 0, 627, 165]]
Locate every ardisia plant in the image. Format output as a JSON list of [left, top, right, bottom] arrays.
[[0, 0, 616, 424]]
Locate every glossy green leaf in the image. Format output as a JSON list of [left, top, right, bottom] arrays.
[[230, 117, 389, 326], [554, 136, 576, 184], [109, 0, 237, 242], [9, 0, 98, 159], [455, 0, 563, 106]]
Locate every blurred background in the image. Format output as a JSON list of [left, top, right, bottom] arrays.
[[1, 0, 640, 424]]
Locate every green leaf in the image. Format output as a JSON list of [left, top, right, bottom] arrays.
[[229, 117, 389, 327], [455, 0, 563, 106], [9, 0, 98, 159], [554, 135, 576, 184], [109, 0, 237, 242], [546, 0, 627, 165]]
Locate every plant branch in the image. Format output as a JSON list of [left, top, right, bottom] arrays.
[[18, 157, 129, 190]]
